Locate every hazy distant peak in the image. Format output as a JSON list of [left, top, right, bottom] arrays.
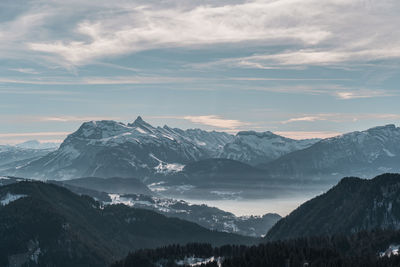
[[15, 140, 59, 150]]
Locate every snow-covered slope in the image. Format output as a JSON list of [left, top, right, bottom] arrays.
[[262, 124, 400, 180], [220, 131, 319, 165], [10, 117, 233, 180]]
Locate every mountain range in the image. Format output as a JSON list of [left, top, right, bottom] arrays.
[[260, 124, 400, 181], [2, 117, 400, 199], [220, 130, 318, 165], [4, 116, 318, 181]]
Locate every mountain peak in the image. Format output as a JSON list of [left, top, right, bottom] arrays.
[[128, 116, 153, 129], [134, 116, 144, 124]]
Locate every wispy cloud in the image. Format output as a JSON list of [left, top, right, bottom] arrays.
[[334, 90, 395, 100], [282, 116, 324, 124], [236, 49, 400, 67], [26, 0, 331, 65], [183, 115, 245, 129], [37, 116, 121, 122], [0, 115, 124, 125], [9, 68, 39, 74], [0, 87, 78, 95], [150, 115, 246, 129], [275, 131, 341, 140], [0, 76, 196, 85], [0, 132, 70, 138], [243, 84, 396, 100], [281, 113, 400, 124]]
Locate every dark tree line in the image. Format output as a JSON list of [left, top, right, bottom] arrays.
[[112, 229, 400, 267]]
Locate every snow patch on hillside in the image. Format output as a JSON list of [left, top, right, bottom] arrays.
[[380, 244, 400, 258], [383, 148, 396, 157], [155, 162, 185, 173], [150, 153, 185, 173], [1, 192, 27, 206], [176, 256, 223, 266]]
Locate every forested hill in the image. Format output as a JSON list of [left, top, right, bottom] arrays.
[[265, 173, 400, 241], [0, 181, 255, 267]]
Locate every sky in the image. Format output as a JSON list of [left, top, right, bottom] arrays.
[[1, 0, 400, 144]]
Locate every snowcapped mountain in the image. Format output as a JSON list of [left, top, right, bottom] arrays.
[[220, 131, 319, 165], [7, 117, 400, 186], [261, 124, 400, 181], [9, 117, 233, 180]]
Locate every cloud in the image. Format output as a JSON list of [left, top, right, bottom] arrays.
[[0, 0, 398, 70], [281, 113, 400, 124], [229, 77, 350, 82], [0, 132, 70, 138], [24, 0, 333, 64], [183, 115, 245, 129], [0, 115, 124, 125], [242, 84, 396, 100], [152, 115, 246, 129], [37, 116, 121, 122], [0, 87, 78, 95], [9, 68, 40, 74], [282, 116, 325, 124], [0, 75, 197, 86], [275, 131, 341, 140], [230, 48, 400, 67], [334, 90, 395, 99]]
